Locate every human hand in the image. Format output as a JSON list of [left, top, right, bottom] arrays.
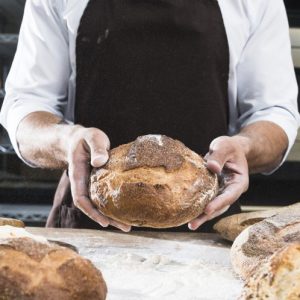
[[67, 126, 131, 232], [188, 136, 249, 230]]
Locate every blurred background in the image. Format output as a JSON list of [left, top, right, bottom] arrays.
[[0, 0, 299, 226]]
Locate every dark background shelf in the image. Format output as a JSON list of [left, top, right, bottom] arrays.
[[0, 34, 18, 58]]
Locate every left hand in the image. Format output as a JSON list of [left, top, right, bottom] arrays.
[[188, 136, 249, 230]]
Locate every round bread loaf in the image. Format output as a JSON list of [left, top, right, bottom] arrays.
[[240, 243, 300, 300], [231, 212, 300, 280], [0, 226, 107, 300], [89, 135, 218, 228]]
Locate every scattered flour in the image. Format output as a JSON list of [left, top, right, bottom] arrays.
[[0, 225, 48, 244], [26, 228, 243, 300], [83, 241, 242, 300]]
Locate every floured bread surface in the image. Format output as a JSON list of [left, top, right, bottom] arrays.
[[0, 226, 107, 300], [90, 135, 218, 228], [231, 213, 300, 280], [240, 243, 300, 300]]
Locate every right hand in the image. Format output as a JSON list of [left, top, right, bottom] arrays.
[[188, 136, 249, 230], [67, 126, 131, 232]]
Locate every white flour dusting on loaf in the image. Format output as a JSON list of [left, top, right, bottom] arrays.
[[139, 134, 164, 146]]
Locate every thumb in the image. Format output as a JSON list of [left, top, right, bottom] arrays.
[[85, 130, 110, 168], [91, 150, 109, 167], [205, 137, 232, 175]]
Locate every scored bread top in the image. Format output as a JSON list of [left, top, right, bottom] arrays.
[[124, 135, 185, 172]]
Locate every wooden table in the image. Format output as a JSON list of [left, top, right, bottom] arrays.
[[27, 228, 243, 300]]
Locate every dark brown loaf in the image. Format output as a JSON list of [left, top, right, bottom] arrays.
[[0, 235, 107, 299], [89, 135, 218, 228]]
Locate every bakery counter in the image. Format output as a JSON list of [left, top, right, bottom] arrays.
[[27, 228, 243, 300]]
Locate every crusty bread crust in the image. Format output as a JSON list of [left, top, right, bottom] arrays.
[[231, 213, 300, 280], [89, 135, 218, 228], [0, 218, 25, 228], [0, 236, 107, 299], [240, 243, 300, 300], [214, 203, 300, 242]]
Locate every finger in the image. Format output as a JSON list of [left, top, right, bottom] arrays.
[[74, 195, 110, 228], [188, 205, 230, 230], [84, 129, 110, 167], [109, 219, 131, 232], [204, 183, 244, 215], [188, 214, 209, 231], [206, 159, 222, 175], [206, 205, 230, 220], [91, 151, 109, 168], [205, 137, 234, 174], [69, 153, 110, 227]]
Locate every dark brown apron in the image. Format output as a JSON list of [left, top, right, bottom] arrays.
[[47, 0, 241, 231]]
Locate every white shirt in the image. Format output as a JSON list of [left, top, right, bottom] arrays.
[[0, 0, 299, 169]]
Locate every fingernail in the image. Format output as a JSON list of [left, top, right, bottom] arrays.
[[188, 223, 196, 231], [122, 226, 131, 233], [117, 224, 130, 232], [110, 220, 131, 232], [99, 221, 109, 228], [92, 154, 109, 167]]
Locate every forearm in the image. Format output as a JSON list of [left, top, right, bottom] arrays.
[[16, 111, 129, 230], [233, 121, 288, 174], [16, 111, 76, 169]]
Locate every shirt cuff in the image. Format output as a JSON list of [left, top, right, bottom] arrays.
[[4, 100, 64, 167], [240, 107, 300, 174]]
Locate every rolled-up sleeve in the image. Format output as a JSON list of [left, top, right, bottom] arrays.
[[236, 0, 300, 170], [0, 0, 70, 161]]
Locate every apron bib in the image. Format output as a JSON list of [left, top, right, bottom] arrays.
[[47, 0, 241, 231]]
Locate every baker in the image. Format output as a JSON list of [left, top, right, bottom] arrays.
[[0, 0, 299, 232]]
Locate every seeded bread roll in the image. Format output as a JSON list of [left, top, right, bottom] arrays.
[[0, 226, 107, 300], [231, 212, 300, 281], [89, 135, 218, 228], [240, 243, 300, 300]]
